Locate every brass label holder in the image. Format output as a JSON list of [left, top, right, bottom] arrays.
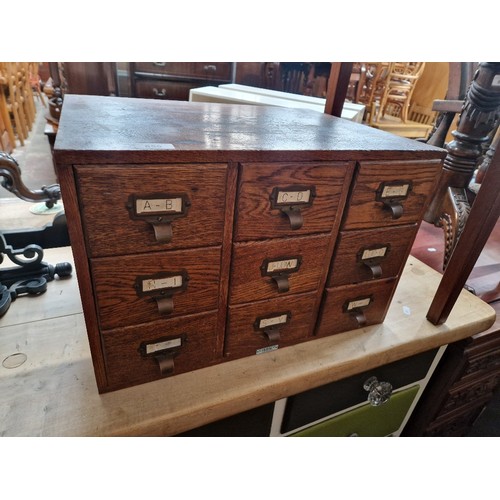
[[253, 311, 292, 344], [356, 244, 391, 279], [260, 255, 302, 293], [126, 192, 191, 243], [269, 185, 316, 230], [375, 180, 412, 219], [138, 333, 187, 376], [134, 270, 189, 315], [342, 295, 373, 327]]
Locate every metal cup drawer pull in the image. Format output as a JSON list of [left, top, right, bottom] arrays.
[[269, 185, 316, 230], [139, 334, 186, 376], [127, 192, 191, 243], [363, 376, 393, 406], [134, 270, 189, 315], [343, 295, 373, 327], [357, 244, 391, 279], [254, 311, 291, 343], [375, 180, 413, 219], [260, 256, 302, 293]]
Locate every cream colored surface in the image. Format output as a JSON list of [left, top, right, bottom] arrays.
[[0, 247, 495, 436]]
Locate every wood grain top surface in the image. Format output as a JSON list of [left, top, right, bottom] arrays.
[[54, 95, 446, 164]]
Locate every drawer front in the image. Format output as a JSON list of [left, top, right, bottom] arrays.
[[281, 348, 438, 433], [315, 278, 398, 337], [102, 311, 218, 389], [327, 224, 418, 286], [134, 79, 198, 101], [342, 160, 441, 230], [76, 164, 227, 257], [229, 234, 331, 305], [225, 291, 317, 359], [92, 246, 221, 330], [290, 385, 420, 437], [234, 162, 352, 241], [133, 62, 232, 80]]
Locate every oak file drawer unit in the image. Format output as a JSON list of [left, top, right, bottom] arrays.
[[54, 95, 445, 393]]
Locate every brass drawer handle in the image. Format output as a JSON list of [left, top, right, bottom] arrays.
[[152, 88, 168, 98], [260, 256, 302, 294], [155, 352, 175, 375], [153, 62, 166, 67], [363, 376, 393, 406], [204, 64, 217, 72], [375, 180, 412, 220], [139, 334, 186, 377], [343, 296, 373, 327], [357, 244, 391, 279], [127, 193, 191, 244], [269, 185, 316, 230]]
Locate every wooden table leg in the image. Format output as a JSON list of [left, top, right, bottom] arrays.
[[427, 143, 500, 325]]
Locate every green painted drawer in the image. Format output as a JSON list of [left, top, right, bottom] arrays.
[[290, 385, 420, 437]]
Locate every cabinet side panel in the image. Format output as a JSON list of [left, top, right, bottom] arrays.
[[56, 164, 108, 391]]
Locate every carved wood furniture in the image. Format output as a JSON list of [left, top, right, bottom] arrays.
[[53, 94, 446, 393], [130, 63, 233, 101]]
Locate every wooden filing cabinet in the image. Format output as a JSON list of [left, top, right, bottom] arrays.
[[54, 95, 446, 393], [130, 62, 233, 101]]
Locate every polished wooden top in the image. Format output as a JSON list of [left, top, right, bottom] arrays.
[[0, 247, 495, 436], [54, 95, 446, 165]]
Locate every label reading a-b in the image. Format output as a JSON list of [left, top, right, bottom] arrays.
[[136, 197, 183, 214]]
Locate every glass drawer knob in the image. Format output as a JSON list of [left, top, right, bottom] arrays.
[[363, 376, 393, 406]]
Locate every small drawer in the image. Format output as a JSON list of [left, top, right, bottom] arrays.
[[133, 62, 232, 80], [342, 160, 441, 230], [289, 385, 420, 437], [76, 164, 227, 257], [91, 246, 221, 330], [281, 348, 438, 433], [224, 291, 318, 360], [229, 233, 331, 305], [134, 79, 199, 101], [327, 224, 418, 286], [102, 311, 219, 390], [234, 162, 352, 241], [315, 278, 398, 337]]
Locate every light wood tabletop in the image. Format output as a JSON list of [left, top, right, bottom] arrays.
[[0, 247, 495, 436]]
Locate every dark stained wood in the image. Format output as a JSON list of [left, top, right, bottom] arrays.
[[225, 291, 318, 360], [234, 161, 352, 241], [132, 62, 233, 80], [91, 246, 221, 330], [75, 164, 227, 257], [342, 160, 443, 230], [328, 224, 419, 286], [56, 163, 109, 389], [315, 278, 398, 337], [427, 143, 500, 325], [52, 95, 446, 393], [324, 62, 353, 117], [215, 161, 239, 358], [102, 311, 219, 391], [54, 96, 446, 166], [130, 63, 233, 101], [230, 234, 331, 304]]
